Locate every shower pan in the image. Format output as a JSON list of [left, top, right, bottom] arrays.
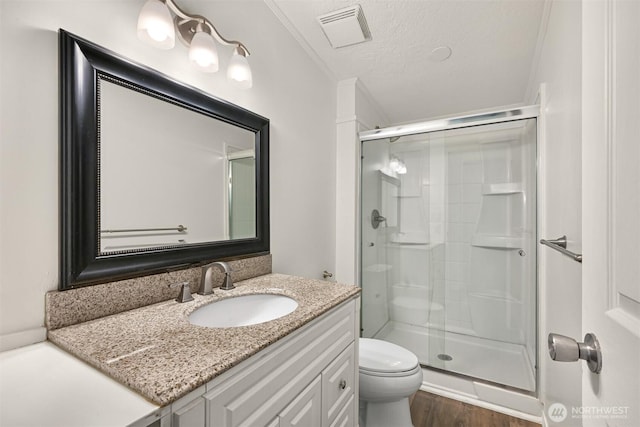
[[359, 107, 538, 393]]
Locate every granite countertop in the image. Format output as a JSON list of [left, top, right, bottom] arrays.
[[48, 274, 360, 406]]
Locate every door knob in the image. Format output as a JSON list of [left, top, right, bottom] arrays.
[[548, 332, 602, 374]]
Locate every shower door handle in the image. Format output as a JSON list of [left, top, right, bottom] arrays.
[[548, 333, 602, 373]]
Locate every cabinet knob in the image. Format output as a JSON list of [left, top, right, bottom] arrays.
[[338, 379, 347, 390]]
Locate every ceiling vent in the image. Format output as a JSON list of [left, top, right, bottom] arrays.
[[317, 5, 372, 49]]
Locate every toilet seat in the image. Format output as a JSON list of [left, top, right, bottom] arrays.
[[359, 338, 419, 376], [360, 364, 422, 378]]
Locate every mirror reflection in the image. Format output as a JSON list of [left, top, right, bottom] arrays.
[[228, 153, 256, 239], [99, 78, 255, 254]]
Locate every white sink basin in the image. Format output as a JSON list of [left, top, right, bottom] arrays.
[[189, 294, 298, 328]]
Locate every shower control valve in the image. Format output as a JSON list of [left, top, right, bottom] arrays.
[[371, 209, 387, 229]]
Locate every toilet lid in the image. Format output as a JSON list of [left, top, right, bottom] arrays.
[[359, 338, 419, 374]]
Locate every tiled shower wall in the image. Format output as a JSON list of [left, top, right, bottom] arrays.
[[387, 132, 533, 338], [441, 148, 484, 332], [389, 140, 484, 333]]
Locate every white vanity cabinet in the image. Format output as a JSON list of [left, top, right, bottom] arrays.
[[171, 386, 206, 427], [162, 298, 359, 427], [271, 343, 355, 427], [278, 376, 323, 427]]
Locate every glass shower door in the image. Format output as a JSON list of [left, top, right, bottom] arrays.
[[228, 156, 255, 239], [437, 119, 537, 391], [360, 134, 447, 369], [360, 117, 537, 392]]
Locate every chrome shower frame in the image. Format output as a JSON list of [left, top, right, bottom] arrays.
[[359, 105, 539, 141]]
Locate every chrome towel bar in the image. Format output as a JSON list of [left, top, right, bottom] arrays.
[[540, 235, 582, 263], [101, 225, 188, 233]]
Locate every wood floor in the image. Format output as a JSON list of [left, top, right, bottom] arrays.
[[409, 391, 541, 427]]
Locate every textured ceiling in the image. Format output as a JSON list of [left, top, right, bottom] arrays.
[[269, 0, 546, 124]]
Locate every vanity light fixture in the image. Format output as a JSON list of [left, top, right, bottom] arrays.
[[137, 0, 253, 88], [389, 156, 407, 175]]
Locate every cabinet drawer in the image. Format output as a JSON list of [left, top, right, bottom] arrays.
[[322, 343, 355, 427], [205, 300, 356, 427], [329, 394, 355, 427]]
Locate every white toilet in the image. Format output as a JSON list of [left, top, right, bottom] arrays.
[[359, 338, 423, 427]]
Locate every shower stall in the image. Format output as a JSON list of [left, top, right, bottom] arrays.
[[360, 107, 537, 393]]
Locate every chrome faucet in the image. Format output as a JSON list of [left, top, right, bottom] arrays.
[[199, 261, 235, 295]]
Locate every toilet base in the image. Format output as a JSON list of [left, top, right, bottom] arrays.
[[360, 397, 413, 427]]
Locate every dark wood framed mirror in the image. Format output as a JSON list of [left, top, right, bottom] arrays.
[[60, 30, 269, 289]]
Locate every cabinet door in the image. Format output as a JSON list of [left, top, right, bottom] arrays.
[[279, 376, 322, 427], [329, 395, 354, 427], [173, 398, 205, 427], [127, 408, 171, 427], [322, 344, 355, 427]]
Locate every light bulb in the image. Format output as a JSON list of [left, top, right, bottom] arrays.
[[227, 47, 252, 89], [389, 157, 400, 171], [147, 27, 168, 42], [397, 163, 407, 175], [137, 0, 175, 49], [189, 31, 219, 72]]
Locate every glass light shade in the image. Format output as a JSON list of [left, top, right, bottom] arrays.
[[227, 48, 253, 89], [137, 0, 175, 49], [389, 157, 400, 171], [189, 31, 219, 72]]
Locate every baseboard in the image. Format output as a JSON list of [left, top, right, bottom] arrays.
[[420, 374, 543, 425], [0, 327, 47, 352]]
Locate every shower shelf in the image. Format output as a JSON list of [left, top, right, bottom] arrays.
[[482, 182, 523, 195], [386, 243, 431, 251], [471, 235, 523, 249], [363, 264, 393, 273]]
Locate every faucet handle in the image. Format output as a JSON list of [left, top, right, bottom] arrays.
[[169, 282, 194, 303]]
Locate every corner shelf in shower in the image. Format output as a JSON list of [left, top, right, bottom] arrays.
[[363, 263, 393, 273], [482, 182, 523, 195], [471, 235, 523, 249], [386, 243, 432, 251]]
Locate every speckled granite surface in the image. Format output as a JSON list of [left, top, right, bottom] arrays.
[[48, 274, 360, 406], [46, 254, 272, 330]]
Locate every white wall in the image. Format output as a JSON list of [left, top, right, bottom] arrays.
[[528, 0, 583, 420], [335, 78, 388, 286], [100, 80, 253, 250], [0, 0, 336, 342]]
